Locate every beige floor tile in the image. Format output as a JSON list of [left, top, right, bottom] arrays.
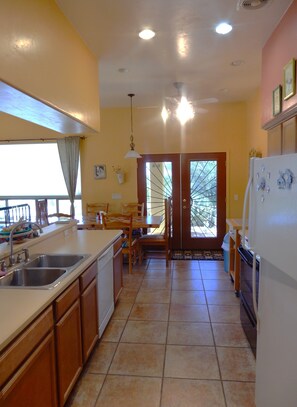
[[199, 261, 225, 271], [172, 269, 202, 280], [135, 289, 171, 304], [167, 322, 214, 346], [161, 378, 225, 407], [208, 305, 241, 323], [147, 259, 171, 269], [86, 342, 117, 374], [109, 343, 165, 376], [164, 345, 220, 379], [172, 279, 204, 291], [144, 268, 172, 278], [66, 373, 105, 407], [171, 290, 206, 305], [130, 303, 170, 321], [119, 288, 139, 302], [205, 290, 240, 305], [212, 323, 250, 347], [95, 375, 162, 407], [122, 275, 143, 290], [223, 381, 256, 407], [173, 261, 200, 270], [201, 270, 230, 280], [169, 304, 209, 322], [121, 320, 168, 344], [112, 301, 133, 320], [141, 277, 171, 290], [217, 347, 256, 381], [101, 319, 126, 342], [203, 279, 234, 291]]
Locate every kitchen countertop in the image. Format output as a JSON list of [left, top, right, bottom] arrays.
[[0, 223, 121, 351]]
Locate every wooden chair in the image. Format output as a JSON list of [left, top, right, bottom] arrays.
[[121, 202, 144, 216], [138, 198, 171, 266], [36, 199, 72, 226], [102, 213, 138, 274], [36, 199, 49, 226], [122, 202, 144, 237], [86, 203, 109, 217]]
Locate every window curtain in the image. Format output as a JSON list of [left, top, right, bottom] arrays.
[[57, 136, 80, 217]]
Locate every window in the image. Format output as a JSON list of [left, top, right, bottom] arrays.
[[0, 143, 82, 218]]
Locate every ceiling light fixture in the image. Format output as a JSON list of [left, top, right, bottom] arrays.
[[125, 93, 142, 159], [161, 82, 195, 125], [215, 22, 233, 35], [138, 29, 155, 40]]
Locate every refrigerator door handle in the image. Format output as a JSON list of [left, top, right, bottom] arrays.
[[242, 175, 252, 250], [252, 252, 259, 330]]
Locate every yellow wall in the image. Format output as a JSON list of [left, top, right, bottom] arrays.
[[81, 101, 250, 218], [246, 89, 268, 158], [0, 0, 100, 132]]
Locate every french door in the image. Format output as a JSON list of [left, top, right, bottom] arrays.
[[137, 152, 226, 250]]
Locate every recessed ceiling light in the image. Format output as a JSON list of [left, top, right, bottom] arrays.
[[215, 22, 233, 35], [139, 29, 156, 40]]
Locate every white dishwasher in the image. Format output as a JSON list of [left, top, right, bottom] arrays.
[[97, 246, 114, 337]]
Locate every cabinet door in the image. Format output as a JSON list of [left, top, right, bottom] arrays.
[[81, 278, 98, 362], [55, 299, 83, 406], [113, 246, 123, 304], [267, 125, 282, 156], [0, 331, 57, 407], [282, 117, 297, 154]]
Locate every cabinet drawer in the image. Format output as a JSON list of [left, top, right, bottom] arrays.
[[80, 261, 97, 291], [0, 306, 54, 386], [55, 280, 80, 321], [113, 238, 122, 254]]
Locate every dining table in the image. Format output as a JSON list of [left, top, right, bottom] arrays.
[[76, 215, 163, 230]]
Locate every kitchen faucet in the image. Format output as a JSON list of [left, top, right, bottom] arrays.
[[9, 221, 43, 267]]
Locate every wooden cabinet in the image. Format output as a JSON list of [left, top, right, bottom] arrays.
[[0, 307, 57, 407], [113, 237, 123, 304], [282, 117, 297, 154], [80, 261, 98, 363], [55, 280, 83, 406], [268, 124, 282, 156], [226, 218, 242, 295]]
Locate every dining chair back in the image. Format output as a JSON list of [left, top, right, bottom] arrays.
[[87, 203, 109, 217], [121, 202, 144, 216], [138, 197, 171, 266], [36, 199, 49, 226], [102, 213, 138, 274]]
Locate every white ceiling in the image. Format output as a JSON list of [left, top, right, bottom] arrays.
[[56, 0, 293, 109]]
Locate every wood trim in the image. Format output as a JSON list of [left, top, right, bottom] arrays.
[[263, 103, 297, 130], [54, 280, 80, 321], [0, 306, 53, 386], [113, 237, 122, 254], [79, 261, 97, 292]]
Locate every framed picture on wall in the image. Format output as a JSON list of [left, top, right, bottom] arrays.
[[272, 85, 282, 116], [283, 58, 296, 100], [94, 164, 106, 179]]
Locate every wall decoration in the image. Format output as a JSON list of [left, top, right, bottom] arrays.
[[94, 164, 106, 179], [272, 85, 282, 116], [283, 58, 296, 100]]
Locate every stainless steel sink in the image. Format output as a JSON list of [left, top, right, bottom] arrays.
[[0, 253, 89, 289], [0, 267, 67, 288], [26, 254, 85, 268]]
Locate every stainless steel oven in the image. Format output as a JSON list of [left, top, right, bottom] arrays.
[[238, 245, 260, 357]]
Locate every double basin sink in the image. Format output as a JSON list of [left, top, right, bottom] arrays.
[[0, 254, 89, 289]]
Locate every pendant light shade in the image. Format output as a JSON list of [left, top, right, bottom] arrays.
[[125, 93, 142, 159]]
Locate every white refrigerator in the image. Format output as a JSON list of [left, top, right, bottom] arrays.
[[242, 153, 297, 407]]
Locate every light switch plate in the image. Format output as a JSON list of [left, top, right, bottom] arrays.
[[112, 193, 122, 199]]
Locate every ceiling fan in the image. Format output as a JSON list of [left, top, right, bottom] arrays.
[[162, 82, 218, 125]]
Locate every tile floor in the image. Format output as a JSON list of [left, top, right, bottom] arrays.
[[66, 259, 256, 407]]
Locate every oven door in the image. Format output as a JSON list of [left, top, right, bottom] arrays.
[[238, 246, 259, 357]]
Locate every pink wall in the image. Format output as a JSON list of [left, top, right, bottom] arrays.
[[262, 0, 297, 126]]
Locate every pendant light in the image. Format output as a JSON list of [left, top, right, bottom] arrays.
[[125, 93, 142, 159]]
